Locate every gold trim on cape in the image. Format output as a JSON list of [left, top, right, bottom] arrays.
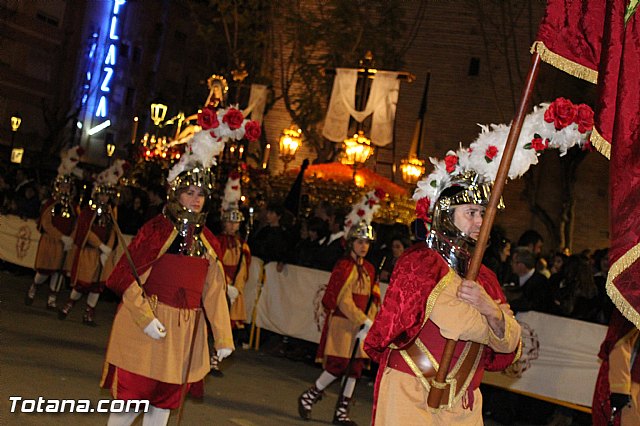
[[530, 41, 598, 84], [606, 242, 640, 328], [590, 127, 611, 160]]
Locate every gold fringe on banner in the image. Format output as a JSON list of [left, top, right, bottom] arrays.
[[606, 242, 640, 328], [590, 127, 611, 160], [530, 41, 599, 84]]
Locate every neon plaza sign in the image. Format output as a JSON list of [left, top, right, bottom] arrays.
[[94, 0, 126, 119]]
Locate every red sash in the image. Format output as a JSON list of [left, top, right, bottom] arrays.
[[144, 254, 209, 309]]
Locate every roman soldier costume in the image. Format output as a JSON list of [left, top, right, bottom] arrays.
[[58, 160, 126, 325], [26, 146, 82, 309], [364, 172, 521, 425], [298, 189, 384, 426], [102, 101, 260, 426]]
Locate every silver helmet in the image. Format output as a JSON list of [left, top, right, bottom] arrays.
[[346, 219, 376, 242], [431, 171, 500, 246], [221, 207, 244, 223]]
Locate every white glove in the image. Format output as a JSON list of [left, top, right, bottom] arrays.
[[144, 318, 167, 340], [363, 318, 373, 331], [216, 348, 233, 361], [356, 319, 373, 341], [99, 244, 112, 255], [355, 327, 368, 341], [99, 252, 109, 266], [227, 285, 239, 304], [61, 235, 73, 251]]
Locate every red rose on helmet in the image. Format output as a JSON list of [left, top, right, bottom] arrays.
[[357, 209, 365, 217], [528, 134, 548, 152], [544, 98, 577, 130], [198, 106, 219, 130], [415, 197, 431, 223], [444, 154, 458, 173], [485, 145, 499, 162], [244, 120, 261, 142], [575, 103, 594, 133], [223, 108, 244, 130], [374, 187, 386, 200]]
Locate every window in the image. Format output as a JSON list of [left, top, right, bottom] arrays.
[[125, 87, 135, 107], [120, 43, 130, 58], [36, 11, 59, 27], [132, 46, 142, 64]]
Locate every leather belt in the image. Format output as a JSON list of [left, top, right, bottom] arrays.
[[389, 340, 482, 408]]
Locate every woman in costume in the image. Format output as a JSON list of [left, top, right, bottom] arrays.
[[103, 102, 260, 426], [298, 189, 384, 426]]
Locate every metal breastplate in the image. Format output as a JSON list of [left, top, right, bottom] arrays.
[[51, 198, 75, 219], [166, 217, 207, 257], [425, 230, 473, 276], [93, 202, 112, 227]]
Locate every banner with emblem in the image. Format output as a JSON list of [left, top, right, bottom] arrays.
[[483, 311, 607, 408], [0, 215, 41, 268], [255, 262, 331, 343]]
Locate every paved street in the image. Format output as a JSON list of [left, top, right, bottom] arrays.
[[0, 270, 375, 426]]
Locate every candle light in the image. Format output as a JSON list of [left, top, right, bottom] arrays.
[[131, 116, 139, 144], [262, 143, 271, 169]]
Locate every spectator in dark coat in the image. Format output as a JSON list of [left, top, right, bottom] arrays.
[[507, 247, 552, 313], [249, 203, 290, 271]]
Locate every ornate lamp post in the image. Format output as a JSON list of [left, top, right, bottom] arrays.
[[10, 113, 23, 164], [150, 102, 168, 126], [342, 130, 374, 181], [400, 157, 425, 185], [278, 126, 301, 173], [106, 142, 116, 166]]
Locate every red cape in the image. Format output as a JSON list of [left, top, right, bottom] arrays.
[[364, 244, 518, 420], [107, 214, 222, 296], [592, 309, 636, 426], [316, 256, 377, 361]]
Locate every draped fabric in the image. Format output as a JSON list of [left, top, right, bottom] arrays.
[[242, 84, 268, 124], [535, 0, 640, 328], [322, 68, 400, 146]]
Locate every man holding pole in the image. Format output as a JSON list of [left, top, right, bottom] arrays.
[[364, 172, 522, 425]]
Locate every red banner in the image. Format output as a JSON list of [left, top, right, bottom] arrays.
[[535, 0, 640, 327]]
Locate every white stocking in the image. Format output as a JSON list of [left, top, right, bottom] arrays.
[[343, 377, 357, 398], [87, 292, 100, 308], [142, 406, 171, 426], [69, 289, 83, 301], [49, 273, 61, 292], [106, 411, 139, 426], [34, 272, 49, 284], [315, 370, 337, 391]]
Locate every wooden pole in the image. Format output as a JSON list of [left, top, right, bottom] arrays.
[[427, 52, 542, 409], [176, 309, 202, 425]]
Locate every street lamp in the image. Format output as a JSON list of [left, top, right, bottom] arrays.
[[150, 103, 168, 126], [10, 113, 23, 164], [400, 157, 425, 185], [279, 126, 301, 172], [106, 142, 116, 166], [341, 130, 374, 180]]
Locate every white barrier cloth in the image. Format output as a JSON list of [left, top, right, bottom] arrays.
[[483, 311, 607, 407], [0, 215, 40, 268], [255, 262, 331, 343]]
